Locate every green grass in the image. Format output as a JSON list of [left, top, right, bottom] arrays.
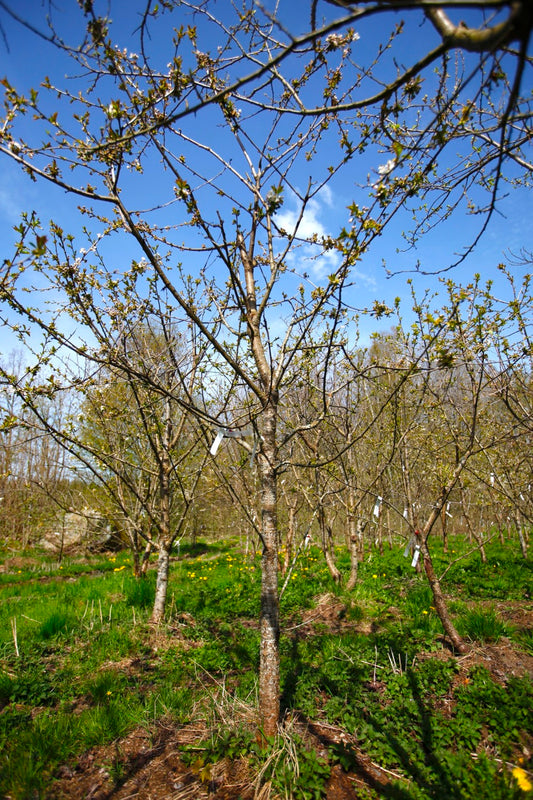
[[0, 534, 531, 799], [456, 604, 510, 644], [444, 545, 533, 601]]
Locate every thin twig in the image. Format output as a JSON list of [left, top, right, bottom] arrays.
[[11, 617, 19, 657], [369, 761, 407, 781]]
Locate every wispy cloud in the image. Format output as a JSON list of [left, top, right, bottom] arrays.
[[275, 188, 341, 279], [274, 186, 377, 293]]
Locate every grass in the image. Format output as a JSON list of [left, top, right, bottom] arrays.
[[456, 604, 510, 644], [0, 535, 531, 799]]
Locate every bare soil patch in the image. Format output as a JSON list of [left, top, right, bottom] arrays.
[[47, 716, 387, 800]]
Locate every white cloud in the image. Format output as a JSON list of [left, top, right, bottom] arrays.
[[273, 186, 377, 291], [275, 190, 340, 279]]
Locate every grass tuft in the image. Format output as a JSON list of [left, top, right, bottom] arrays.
[[39, 611, 72, 640], [123, 574, 156, 608], [456, 604, 509, 644]]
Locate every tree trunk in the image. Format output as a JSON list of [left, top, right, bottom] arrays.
[[400, 445, 421, 571], [151, 542, 170, 624], [282, 502, 296, 576], [240, 228, 281, 738], [140, 539, 152, 577], [417, 449, 476, 653], [257, 400, 280, 739], [151, 399, 172, 624], [386, 507, 393, 549], [515, 514, 528, 559], [376, 510, 384, 555], [319, 507, 341, 584], [440, 504, 449, 554], [460, 486, 486, 563], [420, 536, 466, 653], [346, 517, 364, 591], [130, 526, 152, 578], [132, 543, 141, 579]]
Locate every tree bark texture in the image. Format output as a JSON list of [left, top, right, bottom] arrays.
[[151, 401, 172, 624], [515, 515, 528, 559], [346, 517, 364, 591], [257, 400, 280, 739], [151, 543, 170, 624], [282, 502, 296, 576], [318, 507, 341, 584]]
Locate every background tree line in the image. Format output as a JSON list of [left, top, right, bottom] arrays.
[[2, 270, 530, 572]]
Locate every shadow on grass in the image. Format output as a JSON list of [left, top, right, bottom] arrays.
[[288, 662, 516, 800]]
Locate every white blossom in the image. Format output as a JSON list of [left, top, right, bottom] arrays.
[[377, 159, 396, 176]]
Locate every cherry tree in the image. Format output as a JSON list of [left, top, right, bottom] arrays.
[[1, 0, 531, 735]]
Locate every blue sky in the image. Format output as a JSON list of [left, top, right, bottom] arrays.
[[0, 0, 531, 358]]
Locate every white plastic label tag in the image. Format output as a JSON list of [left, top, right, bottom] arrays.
[[210, 431, 224, 455]]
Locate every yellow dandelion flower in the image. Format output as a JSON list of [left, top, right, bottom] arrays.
[[422, 610, 428, 615], [372, 574, 378, 579], [513, 767, 533, 792]]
